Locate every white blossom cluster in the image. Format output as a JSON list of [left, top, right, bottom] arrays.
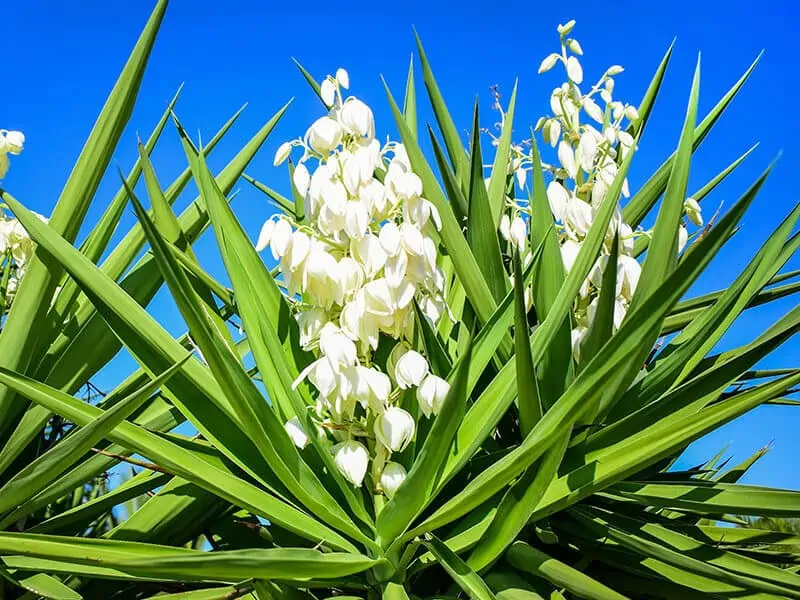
[[257, 70, 449, 495], [0, 129, 36, 309], [499, 20, 703, 361]]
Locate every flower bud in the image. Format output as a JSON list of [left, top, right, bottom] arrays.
[[567, 38, 583, 55], [333, 440, 369, 487], [270, 218, 293, 259], [624, 105, 639, 121], [416, 373, 450, 417], [566, 56, 583, 84], [321, 79, 336, 107], [306, 116, 343, 153], [582, 97, 604, 124], [684, 198, 703, 227], [285, 416, 310, 449], [380, 462, 407, 498], [678, 224, 688, 253], [339, 98, 375, 140], [319, 322, 358, 371], [606, 65, 625, 76], [273, 141, 292, 166], [546, 181, 569, 223], [557, 19, 576, 36], [374, 406, 415, 452], [2, 131, 24, 155], [577, 132, 597, 173], [538, 53, 560, 74], [336, 67, 350, 89]]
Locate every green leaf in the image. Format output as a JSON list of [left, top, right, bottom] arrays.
[[578, 231, 619, 370], [0, 354, 190, 514], [291, 57, 326, 107], [511, 251, 540, 436], [623, 53, 761, 228], [487, 81, 517, 225], [633, 56, 700, 307], [466, 100, 507, 302], [527, 137, 571, 409], [506, 542, 628, 600], [403, 55, 418, 140], [0, 369, 358, 552], [414, 31, 469, 187], [0, 564, 81, 600], [422, 534, 497, 600]]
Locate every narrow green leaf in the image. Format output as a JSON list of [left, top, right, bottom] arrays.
[[512, 251, 540, 435], [422, 534, 497, 600], [487, 81, 517, 225], [403, 55, 417, 140]]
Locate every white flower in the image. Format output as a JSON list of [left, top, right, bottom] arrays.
[[624, 105, 639, 121], [560, 239, 581, 273], [380, 462, 407, 499], [270, 219, 293, 259], [339, 98, 375, 140], [558, 140, 577, 179], [577, 132, 597, 173], [375, 406, 415, 452], [379, 222, 403, 256], [296, 307, 327, 348], [538, 53, 560, 74], [390, 346, 429, 389], [292, 162, 311, 198], [336, 67, 350, 89], [566, 56, 583, 84], [351, 234, 388, 277], [509, 216, 527, 253], [255, 218, 275, 252], [544, 119, 561, 148], [499, 213, 511, 240], [566, 198, 594, 236], [2, 131, 24, 155], [684, 197, 703, 227], [546, 181, 569, 222], [617, 255, 641, 300], [321, 79, 336, 107], [571, 326, 587, 362], [273, 141, 292, 166], [306, 116, 343, 153], [678, 224, 689, 253], [583, 97, 604, 124], [285, 416, 310, 449], [606, 65, 624, 76], [343, 201, 369, 239], [416, 373, 450, 417], [333, 440, 369, 487], [557, 19, 576, 35], [347, 365, 391, 412], [319, 323, 358, 371]]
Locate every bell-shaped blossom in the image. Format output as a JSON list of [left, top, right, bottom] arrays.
[[346, 365, 391, 412], [577, 132, 597, 173], [390, 345, 429, 389], [285, 416, 310, 449], [566, 198, 594, 236], [269, 219, 293, 259], [339, 98, 375, 140], [546, 181, 570, 222], [336, 67, 350, 89], [321, 78, 337, 107], [557, 140, 577, 178], [306, 116, 343, 153], [509, 216, 527, 253], [499, 213, 511, 240], [416, 373, 450, 417], [351, 234, 387, 277], [292, 162, 311, 197], [380, 462, 407, 499], [678, 224, 689, 253], [255, 219, 275, 253], [333, 440, 369, 487], [374, 406, 415, 452], [296, 307, 327, 349], [319, 323, 358, 371], [560, 239, 581, 273]]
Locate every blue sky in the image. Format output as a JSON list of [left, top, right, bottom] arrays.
[[3, 1, 798, 489]]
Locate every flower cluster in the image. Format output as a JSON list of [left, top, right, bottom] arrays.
[[499, 21, 703, 361], [0, 129, 34, 309], [257, 70, 449, 495]]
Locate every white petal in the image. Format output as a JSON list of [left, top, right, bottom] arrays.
[[566, 56, 583, 84], [273, 141, 292, 166], [255, 219, 275, 252], [336, 67, 350, 89], [321, 79, 336, 107]]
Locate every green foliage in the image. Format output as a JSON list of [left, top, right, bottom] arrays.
[[0, 3, 797, 599]]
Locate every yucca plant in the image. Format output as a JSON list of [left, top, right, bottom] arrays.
[[0, 2, 798, 599]]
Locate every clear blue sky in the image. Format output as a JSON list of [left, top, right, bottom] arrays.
[[3, 1, 798, 489]]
